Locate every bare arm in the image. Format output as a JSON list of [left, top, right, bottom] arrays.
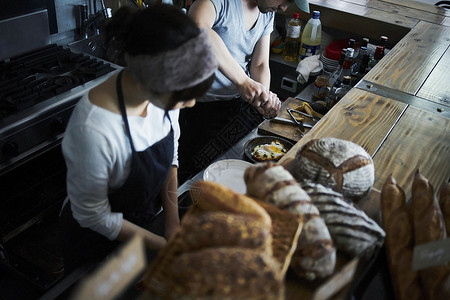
[[117, 219, 167, 250], [250, 34, 281, 117], [159, 166, 179, 240], [249, 33, 271, 88], [116, 167, 179, 249], [188, 0, 279, 117]]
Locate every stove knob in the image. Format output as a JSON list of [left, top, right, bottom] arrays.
[[2, 142, 19, 157], [52, 117, 66, 134]]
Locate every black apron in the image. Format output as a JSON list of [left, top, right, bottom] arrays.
[[61, 70, 174, 273]]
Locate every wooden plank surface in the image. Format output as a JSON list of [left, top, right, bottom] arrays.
[[368, 0, 450, 26], [381, 0, 450, 17], [279, 89, 408, 164], [364, 21, 450, 95], [372, 105, 450, 199], [416, 45, 450, 108]]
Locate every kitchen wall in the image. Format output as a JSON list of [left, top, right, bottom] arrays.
[[52, 0, 144, 43], [53, 0, 116, 43]]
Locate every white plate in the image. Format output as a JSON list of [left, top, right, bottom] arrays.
[[203, 159, 253, 194]]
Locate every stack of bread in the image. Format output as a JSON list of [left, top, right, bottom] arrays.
[[142, 181, 303, 300], [381, 171, 449, 300], [244, 137, 385, 282], [244, 162, 336, 281]]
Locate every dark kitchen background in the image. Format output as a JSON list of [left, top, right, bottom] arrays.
[[0, 1, 123, 299]]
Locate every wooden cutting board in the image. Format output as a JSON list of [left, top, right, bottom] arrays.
[[258, 97, 311, 142]]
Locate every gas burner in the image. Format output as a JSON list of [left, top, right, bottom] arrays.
[[0, 44, 116, 120], [0, 43, 120, 173]]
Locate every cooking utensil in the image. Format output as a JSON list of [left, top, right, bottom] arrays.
[[270, 117, 315, 128], [286, 107, 321, 123], [287, 108, 306, 132]]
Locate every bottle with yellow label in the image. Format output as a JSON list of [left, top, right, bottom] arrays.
[[299, 11, 322, 61], [282, 13, 301, 62]]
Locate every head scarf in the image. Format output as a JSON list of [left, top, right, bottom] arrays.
[[125, 28, 217, 93]]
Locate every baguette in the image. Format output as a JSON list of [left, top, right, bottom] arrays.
[[381, 176, 423, 300], [245, 162, 336, 280], [409, 171, 449, 300], [190, 180, 271, 227], [438, 181, 450, 237]]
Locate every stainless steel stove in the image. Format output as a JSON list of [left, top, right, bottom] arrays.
[[0, 14, 121, 298], [0, 43, 118, 174]]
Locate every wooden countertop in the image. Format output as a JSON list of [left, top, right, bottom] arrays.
[[273, 1, 450, 298], [280, 0, 450, 199]]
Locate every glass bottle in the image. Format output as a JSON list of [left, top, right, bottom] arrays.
[[333, 75, 352, 104], [379, 35, 388, 58], [351, 52, 370, 86], [361, 37, 369, 48], [328, 48, 347, 88], [348, 38, 356, 49], [354, 46, 368, 73], [367, 46, 384, 71], [282, 13, 301, 62], [333, 47, 354, 89], [299, 11, 322, 60]]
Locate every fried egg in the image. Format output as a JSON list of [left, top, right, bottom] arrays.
[[251, 140, 287, 162]]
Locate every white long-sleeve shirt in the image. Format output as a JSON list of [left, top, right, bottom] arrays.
[[62, 93, 180, 240]]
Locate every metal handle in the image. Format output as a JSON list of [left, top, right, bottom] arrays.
[[287, 108, 305, 132], [287, 107, 320, 123]]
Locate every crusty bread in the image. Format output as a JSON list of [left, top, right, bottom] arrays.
[[302, 182, 385, 257], [292, 138, 375, 200], [244, 162, 336, 280], [167, 248, 284, 300], [409, 171, 449, 300], [190, 180, 271, 227], [381, 176, 423, 300], [179, 211, 272, 253], [143, 181, 289, 300]]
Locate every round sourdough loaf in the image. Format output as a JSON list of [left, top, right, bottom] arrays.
[[293, 137, 374, 200]]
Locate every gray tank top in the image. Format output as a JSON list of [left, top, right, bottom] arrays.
[[199, 0, 274, 102]]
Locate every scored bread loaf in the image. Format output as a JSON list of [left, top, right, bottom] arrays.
[[167, 248, 284, 300], [244, 162, 336, 280], [179, 211, 272, 253], [292, 138, 374, 200], [381, 176, 424, 300], [409, 171, 449, 300], [301, 182, 385, 257], [438, 181, 450, 237]]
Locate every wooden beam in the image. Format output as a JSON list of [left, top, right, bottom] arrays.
[[364, 21, 450, 95]]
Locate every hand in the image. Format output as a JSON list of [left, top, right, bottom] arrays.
[[254, 91, 281, 119], [236, 77, 266, 106], [236, 78, 281, 118], [261, 91, 281, 118]]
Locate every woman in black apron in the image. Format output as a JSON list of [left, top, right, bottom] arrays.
[[60, 5, 217, 273]]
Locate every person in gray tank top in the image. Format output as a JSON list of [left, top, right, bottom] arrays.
[[178, 0, 310, 183]]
